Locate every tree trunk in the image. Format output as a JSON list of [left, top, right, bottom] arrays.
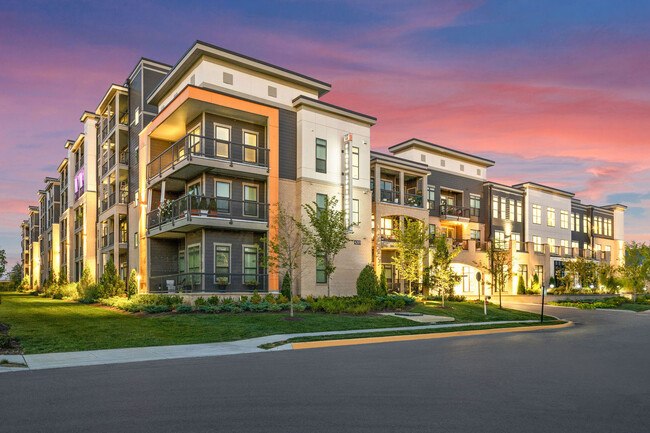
[[289, 269, 294, 318], [327, 276, 331, 297], [442, 289, 445, 308]]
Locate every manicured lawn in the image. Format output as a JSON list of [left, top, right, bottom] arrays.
[[260, 321, 566, 349], [615, 303, 650, 312], [411, 301, 553, 323], [0, 293, 419, 354]]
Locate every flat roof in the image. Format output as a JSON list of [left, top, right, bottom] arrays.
[[147, 40, 332, 105], [389, 138, 495, 167], [293, 95, 377, 126], [484, 181, 524, 194], [370, 151, 430, 173], [512, 182, 575, 198]]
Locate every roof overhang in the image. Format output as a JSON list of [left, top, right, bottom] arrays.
[[484, 181, 524, 194], [389, 139, 495, 167], [70, 133, 85, 152], [95, 84, 128, 114], [513, 182, 575, 198], [147, 41, 332, 106], [80, 111, 98, 123], [370, 151, 430, 175], [293, 95, 377, 126], [127, 57, 172, 83], [57, 158, 68, 173], [602, 204, 627, 211]]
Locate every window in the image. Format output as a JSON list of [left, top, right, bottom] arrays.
[[492, 196, 499, 218], [352, 199, 360, 225], [134, 232, 138, 248], [243, 246, 258, 283], [214, 245, 230, 282], [534, 265, 543, 284], [316, 253, 326, 284], [215, 181, 231, 213], [561, 211, 569, 229], [470, 229, 481, 240], [380, 217, 393, 238], [316, 193, 327, 211], [500, 197, 507, 220], [428, 187, 435, 209], [512, 233, 521, 251], [188, 245, 200, 275], [268, 86, 277, 97], [584, 242, 591, 251], [243, 131, 258, 163], [516, 201, 522, 222], [352, 147, 359, 180], [561, 239, 569, 254], [571, 213, 576, 231], [596, 244, 602, 251], [533, 236, 543, 252], [179, 250, 185, 273], [605, 245, 611, 252], [470, 195, 480, 217], [508, 199, 515, 221], [532, 205, 542, 224], [133, 107, 140, 126], [547, 208, 556, 227], [547, 238, 556, 253], [315, 138, 327, 173], [583, 215, 589, 234], [495, 231, 506, 250], [223, 72, 233, 85], [243, 184, 258, 217], [188, 181, 201, 196], [214, 125, 230, 158], [572, 241, 579, 250]]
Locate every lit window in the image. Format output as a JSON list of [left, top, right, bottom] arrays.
[[561, 211, 569, 229], [572, 241, 579, 250], [533, 236, 543, 252], [547, 208, 556, 227], [509, 199, 515, 221], [512, 233, 521, 251], [532, 205, 541, 225], [500, 197, 507, 220], [570, 213, 575, 231], [516, 200, 522, 222], [380, 217, 393, 238], [492, 196, 499, 218], [495, 231, 506, 249]]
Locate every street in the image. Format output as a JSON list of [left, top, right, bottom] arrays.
[[1, 304, 649, 432]]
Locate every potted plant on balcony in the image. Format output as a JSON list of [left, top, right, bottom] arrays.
[[244, 277, 259, 291], [216, 276, 229, 291], [158, 198, 173, 222]]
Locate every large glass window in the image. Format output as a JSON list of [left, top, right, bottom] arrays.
[[534, 265, 543, 285], [533, 236, 543, 252], [352, 147, 359, 180], [214, 245, 230, 282], [532, 204, 541, 224], [352, 199, 360, 225], [380, 217, 394, 238], [188, 245, 200, 287], [516, 201, 522, 222], [509, 199, 515, 221], [214, 125, 230, 158], [243, 246, 258, 283], [500, 197, 507, 220], [316, 253, 326, 284], [495, 230, 506, 249], [547, 208, 556, 227], [179, 250, 185, 273], [492, 196, 499, 218], [316, 138, 327, 173], [187, 125, 201, 155], [215, 181, 231, 213], [470, 195, 480, 217], [316, 193, 327, 210], [188, 181, 201, 196], [243, 185, 258, 217], [512, 233, 521, 251], [427, 187, 435, 209], [561, 210, 569, 229], [243, 131, 258, 163]]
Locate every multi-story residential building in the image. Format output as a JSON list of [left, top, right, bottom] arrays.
[[20, 220, 30, 284], [19, 41, 627, 297], [37, 178, 61, 285]]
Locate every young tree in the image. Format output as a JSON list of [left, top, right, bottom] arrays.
[[378, 266, 388, 296], [0, 249, 7, 279], [99, 257, 119, 296], [429, 235, 461, 307], [392, 218, 428, 294], [9, 263, 23, 290], [261, 203, 303, 316], [298, 196, 350, 297], [517, 274, 526, 295], [620, 241, 650, 301], [563, 257, 597, 291], [356, 265, 379, 298], [128, 269, 138, 299], [478, 243, 513, 309]]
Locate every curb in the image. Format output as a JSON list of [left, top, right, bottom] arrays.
[[291, 321, 574, 350]]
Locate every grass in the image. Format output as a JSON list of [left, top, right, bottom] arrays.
[[614, 304, 650, 312], [0, 293, 419, 354], [410, 300, 555, 323], [548, 296, 650, 312], [0, 293, 549, 354], [259, 320, 567, 349]]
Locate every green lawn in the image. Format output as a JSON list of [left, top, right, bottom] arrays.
[[411, 301, 554, 323], [615, 303, 650, 312], [0, 293, 420, 354], [0, 293, 548, 354]]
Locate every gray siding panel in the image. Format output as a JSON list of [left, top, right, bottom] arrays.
[[278, 109, 297, 180]]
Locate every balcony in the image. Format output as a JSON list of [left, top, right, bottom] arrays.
[[119, 111, 128, 126], [146, 133, 270, 186], [147, 195, 269, 237], [74, 187, 84, 202], [379, 189, 400, 204], [149, 272, 269, 294], [119, 150, 129, 165], [101, 232, 115, 249], [439, 204, 470, 221]]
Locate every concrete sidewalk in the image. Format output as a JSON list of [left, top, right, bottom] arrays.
[[0, 320, 544, 373]]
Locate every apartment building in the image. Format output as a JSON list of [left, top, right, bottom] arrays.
[[19, 40, 626, 297], [20, 220, 30, 284]]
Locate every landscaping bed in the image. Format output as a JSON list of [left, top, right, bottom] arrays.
[[549, 295, 650, 311]]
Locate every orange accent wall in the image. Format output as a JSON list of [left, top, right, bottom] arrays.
[[139, 86, 280, 292]]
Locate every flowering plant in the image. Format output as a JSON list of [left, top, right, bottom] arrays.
[[158, 198, 173, 219]]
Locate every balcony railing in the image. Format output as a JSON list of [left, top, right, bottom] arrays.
[[74, 217, 83, 231], [74, 187, 84, 202], [149, 272, 269, 294], [404, 193, 423, 208], [147, 195, 269, 230], [109, 115, 116, 131], [102, 232, 115, 249], [146, 133, 270, 181], [379, 189, 399, 204], [119, 151, 129, 165], [119, 111, 128, 126], [439, 205, 470, 219]]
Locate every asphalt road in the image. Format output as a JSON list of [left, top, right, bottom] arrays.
[[2, 304, 649, 433]]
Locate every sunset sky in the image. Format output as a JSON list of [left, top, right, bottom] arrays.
[[1, 0, 649, 266]]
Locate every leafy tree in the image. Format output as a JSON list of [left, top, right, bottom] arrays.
[[429, 235, 461, 307], [58, 267, 68, 285], [620, 241, 650, 301], [478, 243, 512, 308], [378, 266, 388, 296], [0, 249, 7, 279], [298, 196, 350, 297], [79, 265, 93, 292], [422, 265, 432, 297], [356, 265, 379, 298], [281, 273, 291, 299], [9, 263, 23, 290], [563, 257, 597, 291], [517, 274, 526, 295], [261, 203, 304, 316], [128, 269, 138, 299], [392, 218, 428, 294], [531, 273, 540, 294]]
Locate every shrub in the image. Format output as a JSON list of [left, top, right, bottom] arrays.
[[240, 295, 249, 303], [78, 283, 101, 303], [127, 270, 138, 299], [356, 265, 379, 298], [276, 294, 289, 304], [269, 303, 283, 312], [195, 297, 208, 307], [221, 297, 235, 305], [99, 258, 119, 292], [517, 274, 526, 295], [56, 283, 79, 300], [143, 305, 171, 314], [0, 334, 11, 349], [251, 290, 262, 304], [292, 296, 301, 305], [378, 267, 388, 296], [281, 273, 291, 299], [264, 293, 276, 304], [207, 296, 221, 306], [175, 305, 193, 313]]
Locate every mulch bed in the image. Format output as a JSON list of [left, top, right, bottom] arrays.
[[0, 323, 23, 355]]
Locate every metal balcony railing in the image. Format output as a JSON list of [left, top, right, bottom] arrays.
[[379, 189, 399, 204], [119, 111, 128, 125], [146, 133, 270, 181], [147, 195, 269, 230], [149, 272, 269, 294], [404, 193, 423, 208], [439, 205, 470, 218]]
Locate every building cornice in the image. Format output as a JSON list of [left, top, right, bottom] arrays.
[[293, 95, 377, 126], [389, 138, 495, 167]]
